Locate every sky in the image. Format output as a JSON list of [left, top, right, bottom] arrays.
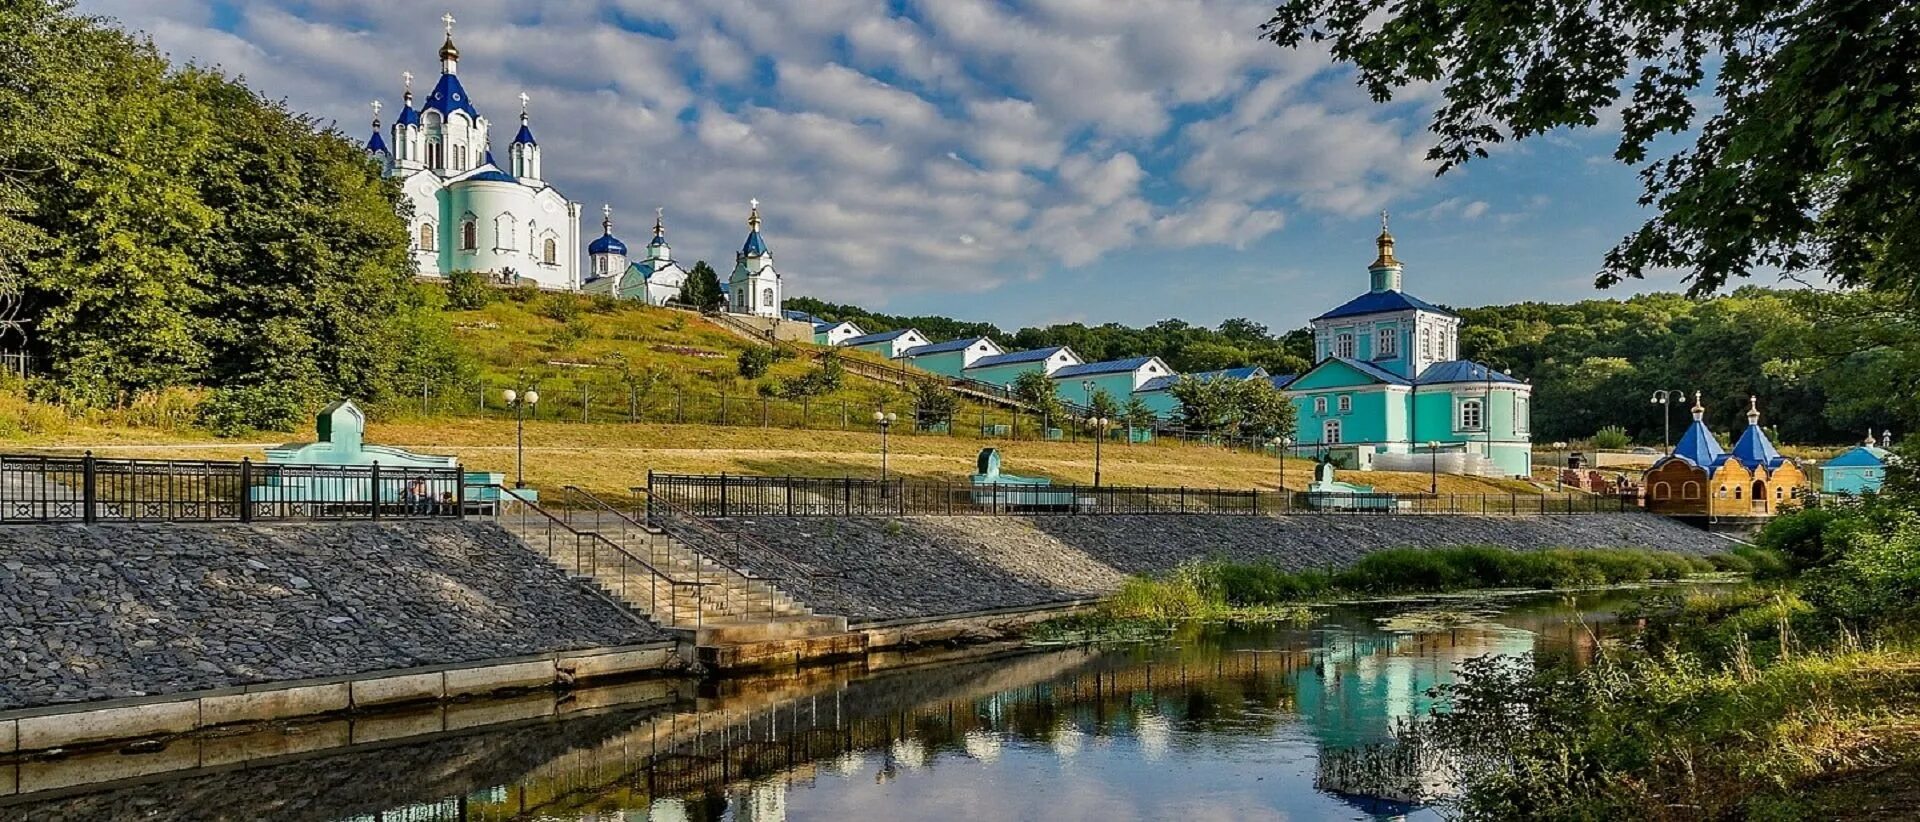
[[77, 0, 1706, 334]]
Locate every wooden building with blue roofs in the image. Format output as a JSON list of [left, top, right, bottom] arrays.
[[1644, 395, 1808, 517]]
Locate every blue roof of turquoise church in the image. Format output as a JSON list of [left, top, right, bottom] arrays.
[[1724, 398, 1788, 470], [396, 102, 420, 126], [1052, 357, 1160, 379], [1826, 441, 1889, 468], [514, 122, 537, 145], [900, 337, 992, 357], [366, 128, 388, 155], [1314, 289, 1456, 322], [969, 347, 1070, 369], [1416, 360, 1522, 385], [1665, 396, 1727, 468]]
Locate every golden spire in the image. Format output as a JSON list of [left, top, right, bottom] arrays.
[[439, 13, 460, 63], [1691, 391, 1706, 421], [1747, 395, 1761, 425], [1370, 210, 1399, 269], [654, 207, 666, 238], [1867, 428, 1879, 446], [747, 198, 761, 230]]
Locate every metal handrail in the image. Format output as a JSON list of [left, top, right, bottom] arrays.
[[489, 484, 712, 628], [645, 490, 852, 615], [567, 484, 791, 623]]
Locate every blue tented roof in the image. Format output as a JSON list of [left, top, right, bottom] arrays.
[[395, 104, 420, 127], [900, 337, 993, 357], [1416, 360, 1523, 385], [968, 347, 1069, 369], [1314, 289, 1456, 322], [424, 72, 478, 118], [1825, 445, 1889, 469], [1667, 419, 1727, 468], [514, 123, 537, 145], [367, 130, 388, 154], [1052, 357, 1160, 379], [742, 229, 768, 256], [1727, 422, 1789, 471]]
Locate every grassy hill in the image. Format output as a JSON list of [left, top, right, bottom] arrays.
[[0, 290, 1558, 502]]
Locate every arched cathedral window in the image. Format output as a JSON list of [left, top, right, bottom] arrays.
[[543, 238, 557, 266], [494, 213, 517, 251], [763, 288, 774, 308], [418, 223, 435, 252], [460, 219, 477, 251]]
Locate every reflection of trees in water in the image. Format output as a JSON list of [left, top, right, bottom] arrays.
[[4, 596, 1618, 821]]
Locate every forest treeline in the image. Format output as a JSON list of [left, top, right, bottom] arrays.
[[792, 287, 1918, 446], [0, 0, 460, 430]]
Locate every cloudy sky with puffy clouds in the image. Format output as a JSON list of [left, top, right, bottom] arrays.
[[78, 0, 1685, 332]]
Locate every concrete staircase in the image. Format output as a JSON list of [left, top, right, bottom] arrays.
[[498, 510, 847, 653]]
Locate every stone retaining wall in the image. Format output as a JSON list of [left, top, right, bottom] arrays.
[[720, 513, 1736, 620], [0, 521, 664, 712]]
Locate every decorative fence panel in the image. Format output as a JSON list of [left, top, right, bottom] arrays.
[[646, 473, 1637, 519], [0, 453, 465, 524]]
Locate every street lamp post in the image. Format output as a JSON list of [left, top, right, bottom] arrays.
[[1551, 440, 1568, 489], [1088, 415, 1110, 487], [1649, 388, 1691, 449], [1427, 439, 1440, 495], [503, 387, 540, 488], [1272, 435, 1294, 512], [872, 411, 897, 487]]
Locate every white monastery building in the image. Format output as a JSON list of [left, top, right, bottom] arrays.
[[365, 14, 789, 318]]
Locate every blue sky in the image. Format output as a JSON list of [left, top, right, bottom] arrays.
[[81, 0, 1700, 333]]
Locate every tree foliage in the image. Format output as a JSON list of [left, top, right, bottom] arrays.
[[1169, 376, 1298, 440], [2, 0, 458, 430], [1010, 370, 1065, 424], [679, 261, 723, 310], [1262, 0, 1920, 298]]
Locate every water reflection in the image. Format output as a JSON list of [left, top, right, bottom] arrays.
[[1, 588, 1677, 822]]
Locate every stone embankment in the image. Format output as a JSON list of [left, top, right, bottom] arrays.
[[0, 521, 664, 712], [718, 513, 1736, 621]]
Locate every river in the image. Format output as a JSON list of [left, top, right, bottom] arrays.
[[2, 587, 1698, 821]]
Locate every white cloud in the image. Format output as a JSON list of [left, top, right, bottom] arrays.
[[74, 0, 1470, 309]]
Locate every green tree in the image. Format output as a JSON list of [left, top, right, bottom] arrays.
[[1168, 375, 1238, 432], [1232, 380, 1298, 441], [1010, 370, 1064, 426], [1120, 396, 1158, 430], [679, 261, 723, 309], [1085, 387, 1122, 421], [1262, 0, 1920, 297], [736, 346, 774, 379], [444, 270, 496, 310], [909, 379, 957, 427]]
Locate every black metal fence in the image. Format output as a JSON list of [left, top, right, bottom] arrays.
[[0, 453, 466, 524], [645, 472, 1637, 519]]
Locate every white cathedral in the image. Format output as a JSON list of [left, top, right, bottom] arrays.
[[363, 14, 785, 317]]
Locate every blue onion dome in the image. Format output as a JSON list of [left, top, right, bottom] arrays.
[[589, 207, 627, 255], [741, 199, 769, 255]]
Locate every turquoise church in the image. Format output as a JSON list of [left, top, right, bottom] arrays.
[[1284, 218, 1533, 477], [1821, 432, 1894, 495]]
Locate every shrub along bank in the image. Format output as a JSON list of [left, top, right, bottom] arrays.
[[1099, 546, 1722, 621]]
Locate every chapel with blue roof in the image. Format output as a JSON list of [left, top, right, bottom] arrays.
[[1284, 216, 1535, 476], [1643, 394, 1808, 517]]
